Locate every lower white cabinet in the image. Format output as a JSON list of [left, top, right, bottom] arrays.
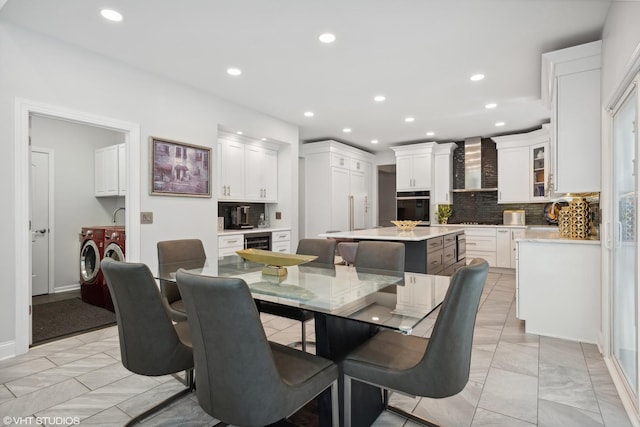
[[496, 227, 525, 268], [271, 230, 291, 253], [517, 239, 600, 343], [464, 228, 497, 267], [218, 234, 244, 257]]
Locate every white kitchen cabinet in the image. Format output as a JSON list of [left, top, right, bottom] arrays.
[[218, 135, 279, 202], [95, 143, 126, 197], [271, 230, 291, 253], [218, 138, 245, 200], [542, 41, 601, 193], [517, 238, 600, 343], [496, 227, 525, 268], [244, 145, 278, 202], [464, 227, 497, 267], [218, 233, 244, 257], [302, 141, 374, 238], [433, 143, 456, 204], [391, 143, 434, 191], [495, 127, 550, 203]]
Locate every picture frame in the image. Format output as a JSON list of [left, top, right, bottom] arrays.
[[151, 136, 211, 197]]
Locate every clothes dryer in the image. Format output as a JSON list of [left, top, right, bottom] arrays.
[[79, 227, 107, 308], [101, 226, 126, 311]]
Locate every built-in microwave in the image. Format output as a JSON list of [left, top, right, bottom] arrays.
[[396, 191, 430, 224]]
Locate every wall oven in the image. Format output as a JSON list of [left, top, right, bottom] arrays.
[[396, 191, 430, 224]]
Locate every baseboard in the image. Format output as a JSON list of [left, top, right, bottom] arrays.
[[55, 283, 80, 293], [604, 356, 640, 427], [0, 340, 16, 361]]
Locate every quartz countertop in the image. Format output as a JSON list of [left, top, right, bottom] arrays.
[[431, 224, 528, 228], [517, 226, 600, 245], [319, 226, 461, 241], [219, 227, 291, 235]]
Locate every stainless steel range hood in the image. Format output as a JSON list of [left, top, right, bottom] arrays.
[[451, 137, 498, 192]]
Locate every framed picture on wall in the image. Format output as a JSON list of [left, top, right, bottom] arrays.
[[151, 137, 211, 197]]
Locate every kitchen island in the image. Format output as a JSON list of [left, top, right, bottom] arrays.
[[321, 227, 465, 275]]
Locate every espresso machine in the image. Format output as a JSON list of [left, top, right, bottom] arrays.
[[232, 205, 253, 229]]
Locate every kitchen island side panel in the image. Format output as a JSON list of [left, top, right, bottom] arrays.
[[517, 240, 601, 343]]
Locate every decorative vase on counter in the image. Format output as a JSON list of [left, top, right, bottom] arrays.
[[569, 197, 590, 239], [558, 207, 571, 237]]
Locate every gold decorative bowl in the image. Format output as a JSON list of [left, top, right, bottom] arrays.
[[391, 220, 421, 231], [236, 249, 317, 276]]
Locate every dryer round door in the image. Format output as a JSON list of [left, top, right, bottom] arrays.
[[104, 243, 125, 262], [80, 240, 100, 282]]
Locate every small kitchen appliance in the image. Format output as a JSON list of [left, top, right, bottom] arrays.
[[503, 210, 526, 226], [232, 205, 254, 229]]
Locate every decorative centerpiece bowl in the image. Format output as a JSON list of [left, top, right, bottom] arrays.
[[236, 249, 317, 277], [390, 220, 421, 231]]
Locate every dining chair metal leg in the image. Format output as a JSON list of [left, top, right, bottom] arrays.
[[344, 375, 352, 427], [125, 369, 194, 426], [331, 380, 339, 427]]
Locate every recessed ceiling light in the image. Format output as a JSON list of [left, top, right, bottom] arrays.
[[318, 33, 336, 43], [304, 111, 314, 117], [342, 128, 352, 133], [226, 67, 242, 76], [261, 138, 267, 141], [100, 9, 123, 22], [371, 139, 379, 144], [373, 95, 386, 102], [495, 122, 505, 127], [426, 131, 435, 136], [485, 103, 497, 109], [236, 131, 243, 135], [470, 73, 485, 81], [404, 117, 415, 123]]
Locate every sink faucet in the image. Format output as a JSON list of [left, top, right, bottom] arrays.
[[112, 207, 125, 224]]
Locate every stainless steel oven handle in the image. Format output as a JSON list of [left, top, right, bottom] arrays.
[[396, 196, 430, 200]]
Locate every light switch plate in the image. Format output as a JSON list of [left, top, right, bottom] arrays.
[[141, 212, 153, 224], [275, 211, 282, 220]]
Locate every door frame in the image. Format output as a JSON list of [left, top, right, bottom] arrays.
[[31, 146, 55, 296], [14, 98, 141, 355]]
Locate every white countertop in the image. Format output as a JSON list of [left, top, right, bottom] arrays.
[[517, 226, 600, 245], [319, 226, 462, 241], [431, 224, 527, 228], [219, 227, 290, 235]]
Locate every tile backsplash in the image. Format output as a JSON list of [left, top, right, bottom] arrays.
[[446, 192, 547, 225]]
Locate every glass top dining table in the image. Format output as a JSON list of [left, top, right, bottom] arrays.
[[158, 254, 451, 334]]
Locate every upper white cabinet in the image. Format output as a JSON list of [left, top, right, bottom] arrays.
[[433, 143, 456, 204], [542, 41, 601, 193], [391, 143, 434, 191], [95, 143, 126, 197], [302, 141, 373, 238], [494, 127, 550, 203], [218, 136, 278, 202]]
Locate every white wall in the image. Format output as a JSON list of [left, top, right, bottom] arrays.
[[0, 21, 298, 352], [31, 116, 125, 289], [601, 2, 640, 105]]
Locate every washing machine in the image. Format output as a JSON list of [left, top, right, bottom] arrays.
[[79, 226, 107, 309], [102, 226, 126, 311]]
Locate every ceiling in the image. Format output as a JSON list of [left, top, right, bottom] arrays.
[[0, 0, 611, 152]]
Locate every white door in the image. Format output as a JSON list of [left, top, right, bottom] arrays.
[[31, 149, 51, 296], [331, 167, 350, 231], [350, 170, 366, 230]]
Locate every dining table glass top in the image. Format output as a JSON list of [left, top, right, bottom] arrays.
[[158, 254, 451, 334]]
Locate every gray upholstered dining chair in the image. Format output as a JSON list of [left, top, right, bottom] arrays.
[[101, 258, 194, 426], [354, 240, 405, 272], [157, 239, 206, 322], [176, 269, 340, 427], [342, 258, 489, 427], [337, 241, 358, 265], [257, 238, 337, 352]]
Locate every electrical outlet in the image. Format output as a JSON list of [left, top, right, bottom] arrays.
[[275, 211, 282, 220], [140, 212, 153, 224]]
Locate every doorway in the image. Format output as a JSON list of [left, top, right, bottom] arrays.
[[377, 164, 396, 226], [14, 98, 141, 355]]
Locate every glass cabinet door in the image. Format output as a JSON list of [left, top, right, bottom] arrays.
[[531, 143, 548, 200]]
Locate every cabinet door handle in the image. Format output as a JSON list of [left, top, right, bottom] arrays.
[[498, 230, 508, 233]]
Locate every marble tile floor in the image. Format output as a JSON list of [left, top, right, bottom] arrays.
[[0, 270, 632, 426]]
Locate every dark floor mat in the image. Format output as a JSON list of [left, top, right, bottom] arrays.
[[32, 297, 116, 345]]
